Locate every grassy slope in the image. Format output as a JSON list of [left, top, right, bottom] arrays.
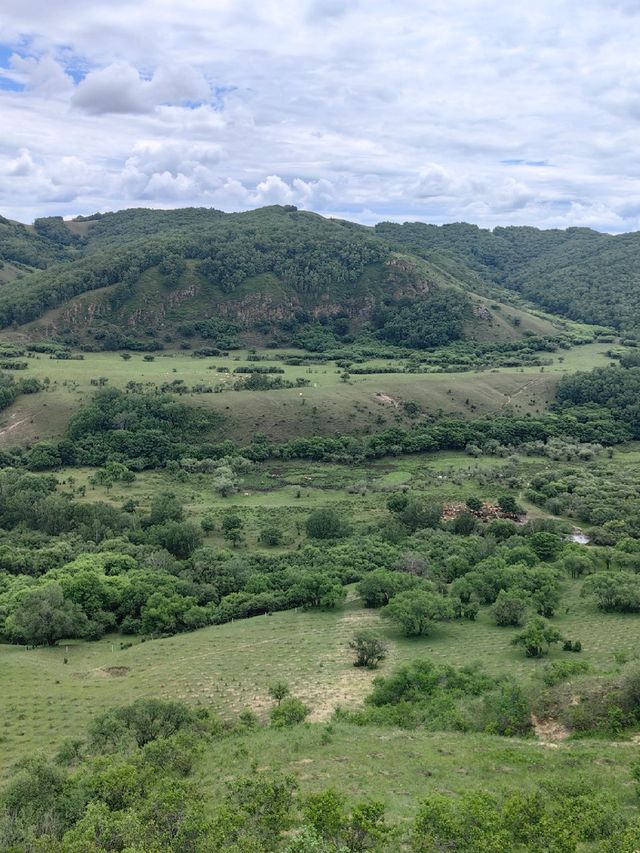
[[2, 583, 639, 800], [2, 449, 640, 830], [3, 447, 640, 777], [199, 724, 639, 824], [0, 342, 616, 447]]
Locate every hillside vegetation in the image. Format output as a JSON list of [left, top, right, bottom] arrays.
[[376, 220, 640, 333], [0, 206, 573, 352], [2, 206, 640, 851]]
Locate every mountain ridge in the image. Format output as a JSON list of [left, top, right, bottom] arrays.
[[0, 205, 632, 352]]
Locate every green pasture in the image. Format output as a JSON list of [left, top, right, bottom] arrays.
[[199, 724, 638, 823], [54, 451, 537, 551], [2, 579, 639, 778], [0, 341, 619, 447]]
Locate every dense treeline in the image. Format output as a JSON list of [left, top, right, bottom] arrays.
[[0, 458, 630, 647], [0, 371, 41, 412], [556, 365, 640, 437], [376, 219, 640, 333], [523, 464, 640, 540], [372, 289, 471, 348], [0, 215, 76, 269], [3, 369, 631, 475], [5, 205, 640, 338]]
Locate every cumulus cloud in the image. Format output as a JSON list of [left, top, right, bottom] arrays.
[[6, 53, 73, 97], [2, 1, 640, 229], [413, 164, 459, 199], [71, 61, 210, 114]]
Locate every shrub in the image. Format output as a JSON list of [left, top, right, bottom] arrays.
[[349, 631, 388, 669], [512, 617, 563, 658], [542, 659, 591, 687], [381, 589, 454, 637], [491, 590, 528, 627], [259, 526, 283, 546], [270, 697, 310, 727]]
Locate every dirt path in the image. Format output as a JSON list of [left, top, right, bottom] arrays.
[[0, 415, 28, 439], [502, 377, 546, 408]]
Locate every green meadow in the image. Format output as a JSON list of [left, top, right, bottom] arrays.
[[0, 341, 617, 447]]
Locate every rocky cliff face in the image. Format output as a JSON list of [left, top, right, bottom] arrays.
[[49, 252, 439, 334]]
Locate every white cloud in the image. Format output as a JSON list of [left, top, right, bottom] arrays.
[[71, 62, 152, 114], [7, 53, 73, 97], [4, 148, 37, 177], [71, 61, 210, 114], [1, 1, 640, 230]]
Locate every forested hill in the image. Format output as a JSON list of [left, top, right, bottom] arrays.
[[0, 205, 636, 349], [0, 206, 563, 351], [376, 221, 640, 333]]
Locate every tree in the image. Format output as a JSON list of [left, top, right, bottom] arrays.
[[89, 698, 193, 750], [268, 682, 290, 705], [491, 590, 528, 627], [151, 521, 202, 559], [381, 590, 454, 637], [201, 514, 215, 533], [222, 514, 244, 547], [290, 571, 346, 610], [560, 553, 592, 579], [582, 572, 640, 612], [148, 491, 184, 525], [357, 569, 419, 608], [26, 442, 62, 471], [395, 551, 429, 576], [305, 508, 349, 540], [512, 617, 563, 658], [399, 499, 442, 533], [498, 494, 521, 515], [349, 630, 388, 669], [449, 511, 477, 535], [387, 493, 408, 513], [529, 531, 563, 562], [212, 464, 239, 497], [5, 583, 88, 646], [259, 525, 283, 546]]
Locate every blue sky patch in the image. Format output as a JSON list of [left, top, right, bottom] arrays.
[[0, 75, 23, 92], [0, 43, 24, 91], [501, 159, 550, 167]]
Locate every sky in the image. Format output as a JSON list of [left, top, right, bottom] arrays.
[[2, 0, 640, 230]]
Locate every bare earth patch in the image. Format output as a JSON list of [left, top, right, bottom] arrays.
[[531, 714, 569, 748], [307, 667, 376, 722], [101, 666, 131, 677], [374, 393, 398, 407]]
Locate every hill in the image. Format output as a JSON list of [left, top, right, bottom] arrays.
[[376, 220, 640, 333], [0, 207, 563, 351]]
